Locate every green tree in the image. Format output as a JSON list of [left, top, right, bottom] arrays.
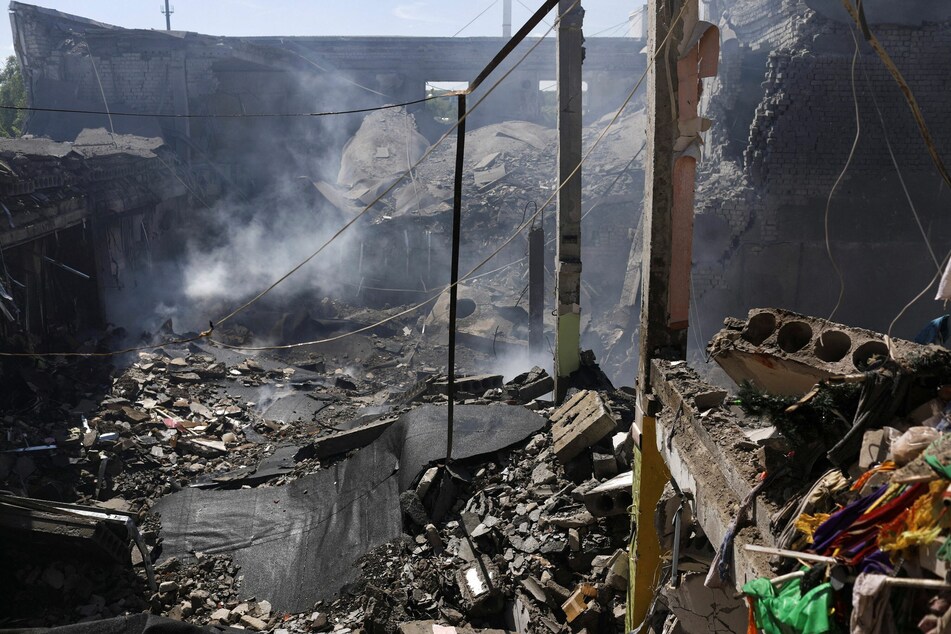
[[0, 56, 26, 137]]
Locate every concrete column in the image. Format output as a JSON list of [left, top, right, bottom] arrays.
[[636, 0, 690, 405], [553, 0, 584, 403], [630, 0, 684, 619], [529, 225, 545, 355], [630, 0, 707, 628], [503, 0, 513, 38]]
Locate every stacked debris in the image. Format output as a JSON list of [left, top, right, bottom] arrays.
[[645, 308, 951, 633]]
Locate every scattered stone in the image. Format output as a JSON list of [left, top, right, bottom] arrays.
[[240, 614, 268, 631], [209, 608, 231, 623], [159, 581, 179, 594]]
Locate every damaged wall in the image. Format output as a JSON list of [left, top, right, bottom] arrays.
[[689, 0, 951, 346], [0, 129, 210, 346], [10, 1, 645, 179]]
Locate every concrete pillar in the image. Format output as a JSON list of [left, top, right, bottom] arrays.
[[629, 0, 687, 619], [529, 225, 545, 355], [553, 0, 584, 403], [503, 0, 513, 38], [636, 0, 690, 407], [630, 0, 716, 628]]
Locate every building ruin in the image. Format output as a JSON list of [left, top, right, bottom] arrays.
[[3, 1, 951, 633]]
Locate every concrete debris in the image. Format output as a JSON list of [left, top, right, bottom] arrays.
[[505, 367, 555, 404], [551, 390, 619, 464], [650, 310, 951, 634], [11, 1, 951, 633], [582, 472, 634, 518], [0, 297, 633, 630], [456, 558, 502, 617]]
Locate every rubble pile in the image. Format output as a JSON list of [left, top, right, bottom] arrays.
[[646, 309, 951, 633], [309, 106, 646, 386], [261, 390, 637, 634], [0, 293, 642, 634]]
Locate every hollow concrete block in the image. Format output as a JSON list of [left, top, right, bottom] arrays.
[[709, 308, 929, 396], [582, 471, 633, 517]]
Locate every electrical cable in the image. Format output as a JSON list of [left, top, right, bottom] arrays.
[[210, 0, 579, 331], [841, 0, 951, 192], [0, 94, 448, 120], [330, 137, 641, 301], [286, 50, 388, 98], [822, 29, 862, 328], [84, 39, 118, 149], [580, 142, 645, 221], [887, 248, 951, 342], [515, 0, 552, 29], [452, 0, 500, 38], [589, 19, 631, 38], [6, 0, 665, 360], [859, 51, 942, 275], [153, 154, 216, 210], [0, 0, 579, 358], [209, 1, 685, 353]]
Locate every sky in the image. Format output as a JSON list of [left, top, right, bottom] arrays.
[[0, 1, 644, 56]]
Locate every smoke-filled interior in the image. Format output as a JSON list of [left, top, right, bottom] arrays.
[[4, 0, 951, 631]]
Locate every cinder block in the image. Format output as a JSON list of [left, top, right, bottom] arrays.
[[582, 471, 633, 517], [709, 308, 932, 395], [550, 390, 618, 464], [455, 558, 502, 617]]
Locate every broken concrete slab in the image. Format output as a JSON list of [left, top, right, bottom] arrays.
[[550, 390, 618, 464], [423, 285, 529, 356], [456, 558, 503, 617], [709, 308, 931, 396], [650, 363, 775, 588], [302, 416, 398, 460], [432, 374, 504, 396], [858, 428, 891, 470], [505, 367, 554, 403], [660, 572, 749, 634], [474, 164, 507, 189], [582, 471, 633, 517], [651, 361, 774, 518]]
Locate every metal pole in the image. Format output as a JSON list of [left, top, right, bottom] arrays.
[[503, 0, 513, 38], [529, 224, 544, 356], [553, 0, 584, 403], [163, 0, 172, 30], [446, 93, 467, 461]]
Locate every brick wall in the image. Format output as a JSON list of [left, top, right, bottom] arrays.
[[691, 0, 951, 338]]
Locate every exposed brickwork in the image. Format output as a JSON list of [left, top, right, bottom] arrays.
[[691, 0, 951, 335]]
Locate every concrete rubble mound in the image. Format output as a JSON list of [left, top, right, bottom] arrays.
[[0, 311, 639, 633]]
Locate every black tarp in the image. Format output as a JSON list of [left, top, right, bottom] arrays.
[[152, 403, 545, 612]]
